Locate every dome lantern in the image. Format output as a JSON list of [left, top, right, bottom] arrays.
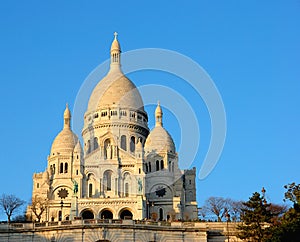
[[155, 101, 163, 127], [110, 32, 121, 71], [63, 103, 71, 130]]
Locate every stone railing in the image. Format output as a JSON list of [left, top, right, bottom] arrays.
[[0, 220, 241, 236], [0, 220, 216, 230]]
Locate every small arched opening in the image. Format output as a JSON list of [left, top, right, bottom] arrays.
[[120, 135, 127, 150], [64, 162, 68, 173], [156, 160, 159, 171], [103, 170, 113, 192], [100, 209, 113, 219], [89, 183, 93, 197], [120, 209, 133, 220], [81, 210, 94, 220], [94, 137, 99, 150], [159, 208, 164, 221], [160, 160, 164, 170], [130, 136, 135, 152]]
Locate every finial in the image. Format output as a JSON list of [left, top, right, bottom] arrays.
[[155, 101, 163, 127], [63, 103, 71, 129], [114, 32, 118, 40]]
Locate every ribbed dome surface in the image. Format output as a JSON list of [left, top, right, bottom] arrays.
[[99, 75, 144, 109], [51, 129, 78, 154], [87, 72, 144, 112], [144, 126, 175, 153]]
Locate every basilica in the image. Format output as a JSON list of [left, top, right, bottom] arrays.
[[28, 34, 198, 222]]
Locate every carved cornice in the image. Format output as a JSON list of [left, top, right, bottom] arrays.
[[82, 122, 149, 136], [78, 200, 138, 206]]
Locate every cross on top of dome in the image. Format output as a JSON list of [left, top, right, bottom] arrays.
[[114, 32, 118, 40]]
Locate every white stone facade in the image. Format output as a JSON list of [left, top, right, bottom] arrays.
[[28, 34, 198, 223]]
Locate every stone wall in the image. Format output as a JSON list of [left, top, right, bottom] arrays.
[[0, 220, 242, 242]]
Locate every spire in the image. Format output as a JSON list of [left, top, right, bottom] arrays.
[[155, 101, 163, 127], [110, 32, 121, 71], [63, 103, 71, 129]]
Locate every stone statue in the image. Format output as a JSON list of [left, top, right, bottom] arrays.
[[106, 144, 111, 159], [72, 179, 78, 195], [138, 178, 143, 193]]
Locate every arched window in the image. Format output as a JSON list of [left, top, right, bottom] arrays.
[[94, 137, 99, 150], [82, 210, 94, 220], [60, 163, 63, 173], [87, 140, 91, 154], [121, 135, 127, 151], [130, 136, 135, 152], [58, 211, 62, 221], [125, 183, 129, 197], [149, 162, 151, 172], [145, 164, 148, 173], [160, 160, 164, 170], [89, 183, 93, 198], [156, 160, 159, 171], [64, 163, 68, 173], [53, 164, 55, 174], [123, 172, 131, 197], [159, 208, 164, 221], [104, 170, 112, 191]]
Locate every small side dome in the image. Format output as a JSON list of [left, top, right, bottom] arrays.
[[50, 105, 78, 155], [51, 128, 78, 154], [144, 126, 175, 153], [144, 102, 175, 153]]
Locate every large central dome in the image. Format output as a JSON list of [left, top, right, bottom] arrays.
[[87, 72, 145, 112], [87, 33, 144, 113], [82, 33, 149, 155]]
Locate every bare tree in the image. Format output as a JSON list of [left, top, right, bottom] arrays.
[[30, 196, 48, 222], [227, 199, 245, 222], [268, 203, 288, 224], [202, 197, 230, 222], [0, 194, 25, 223], [198, 207, 207, 221]]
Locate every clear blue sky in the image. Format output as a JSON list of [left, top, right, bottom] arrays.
[[0, 1, 299, 220]]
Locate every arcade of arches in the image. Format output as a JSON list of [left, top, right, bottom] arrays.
[[82, 209, 133, 220]]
